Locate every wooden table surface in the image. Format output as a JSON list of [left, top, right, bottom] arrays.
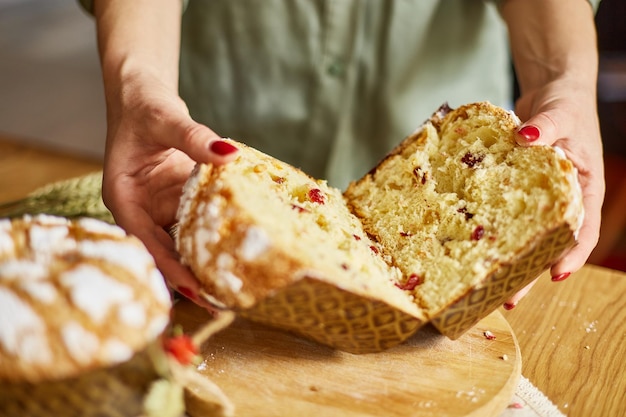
[[1, 134, 625, 417]]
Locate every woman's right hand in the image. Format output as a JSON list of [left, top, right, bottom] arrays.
[[92, 0, 238, 310], [101, 71, 238, 311]]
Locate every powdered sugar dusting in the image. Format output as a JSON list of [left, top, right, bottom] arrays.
[[0, 287, 51, 364], [194, 228, 215, 266], [0, 216, 173, 379], [77, 217, 126, 237], [61, 321, 100, 365], [77, 240, 154, 282], [118, 301, 147, 327], [239, 226, 270, 261], [61, 264, 134, 323], [0, 221, 14, 256], [29, 224, 72, 261], [19, 280, 58, 304], [148, 269, 171, 306], [102, 338, 133, 363], [147, 315, 169, 339], [0, 260, 47, 282]]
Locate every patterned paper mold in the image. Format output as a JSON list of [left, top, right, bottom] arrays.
[[431, 224, 576, 339], [241, 277, 424, 354]]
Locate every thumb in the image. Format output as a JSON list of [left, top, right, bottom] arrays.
[[162, 117, 239, 165], [514, 111, 559, 147]]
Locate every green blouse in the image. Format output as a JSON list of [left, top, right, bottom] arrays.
[[78, 0, 600, 189]]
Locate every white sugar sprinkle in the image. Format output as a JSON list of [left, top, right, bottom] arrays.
[[118, 301, 147, 328], [239, 226, 270, 261], [61, 322, 100, 365], [61, 264, 134, 323], [0, 287, 51, 363], [102, 338, 133, 363]]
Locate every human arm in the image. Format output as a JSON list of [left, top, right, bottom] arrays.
[[499, 0, 604, 306], [92, 0, 238, 308]]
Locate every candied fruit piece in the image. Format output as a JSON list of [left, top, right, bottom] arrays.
[[395, 274, 423, 291], [308, 188, 326, 204], [471, 225, 485, 241], [291, 204, 308, 213]]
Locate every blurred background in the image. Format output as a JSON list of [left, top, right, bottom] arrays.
[[0, 0, 624, 270], [0, 0, 106, 158]]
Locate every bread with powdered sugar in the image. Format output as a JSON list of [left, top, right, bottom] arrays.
[[0, 215, 178, 417]]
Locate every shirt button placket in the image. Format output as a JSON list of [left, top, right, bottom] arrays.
[[303, 0, 361, 177]]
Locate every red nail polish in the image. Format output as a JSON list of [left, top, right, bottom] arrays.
[[552, 272, 571, 282], [518, 125, 540, 142], [210, 140, 238, 156], [177, 286, 196, 300], [503, 302, 516, 310]]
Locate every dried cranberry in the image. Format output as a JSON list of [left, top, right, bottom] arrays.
[[461, 152, 484, 168], [457, 207, 474, 220], [395, 274, 423, 291], [353, 234, 362, 241], [308, 188, 326, 204], [400, 231, 413, 237], [291, 204, 308, 213], [471, 225, 485, 241], [369, 245, 379, 254]]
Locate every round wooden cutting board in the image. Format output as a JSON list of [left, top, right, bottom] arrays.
[[173, 300, 521, 417]]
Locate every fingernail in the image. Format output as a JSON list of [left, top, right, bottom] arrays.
[[177, 286, 197, 300], [552, 272, 571, 282], [503, 302, 516, 310], [210, 140, 238, 156], [518, 125, 540, 142]]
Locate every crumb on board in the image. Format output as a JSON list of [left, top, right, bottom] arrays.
[[483, 330, 496, 340], [508, 402, 524, 409]]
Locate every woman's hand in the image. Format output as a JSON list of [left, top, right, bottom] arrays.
[[101, 74, 238, 309], [500, 0, 604, 309], [92, 0, 238, 310], [503, 79, 605, 308]]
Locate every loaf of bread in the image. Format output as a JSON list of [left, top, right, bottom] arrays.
[[176, 101, 583, 353], [0, 214, 179, 417]]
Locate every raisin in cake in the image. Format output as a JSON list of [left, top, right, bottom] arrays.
[[176, 101, 583, 351]]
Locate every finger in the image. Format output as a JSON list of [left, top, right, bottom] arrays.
[[514, 110, 560, 147], [503, 278, 538, 310], [115, 206, 218, 312], [162, 118, 239, 166], [550, 173, 604, 278]]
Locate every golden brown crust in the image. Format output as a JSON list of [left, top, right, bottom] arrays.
[[0, 215, 172, 383]]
